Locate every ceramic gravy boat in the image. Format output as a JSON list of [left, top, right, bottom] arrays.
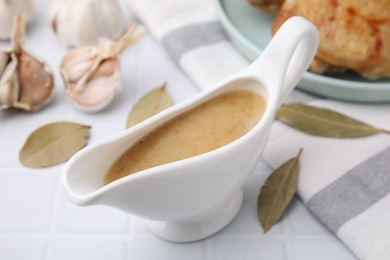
[[63, 17, 319, 242]]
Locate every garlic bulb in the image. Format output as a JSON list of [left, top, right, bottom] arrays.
[[49, 0, 131, 48], [0, 0, 35, 39], [0, 15, 55, 112], [60, 22, 145, 112]]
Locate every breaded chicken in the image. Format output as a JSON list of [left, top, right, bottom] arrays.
[[271, 0, 390, 78]]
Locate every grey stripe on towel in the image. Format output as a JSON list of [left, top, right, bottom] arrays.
[[307, 145, 390, 233], [161, 21, 227, 63]]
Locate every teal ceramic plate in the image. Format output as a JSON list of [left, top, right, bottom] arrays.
[[214, 0, 390, 103]]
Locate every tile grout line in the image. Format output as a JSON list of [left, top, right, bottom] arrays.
[[283, 233, 297, 260], [45, 175, 63, 260], [127, 216, 135, 260], [0, 231, 337, 240], [44, 98, 74, 260], [0, 117, 9, 167], [279, 210, 294, 260], [205, 237, 216, 260]]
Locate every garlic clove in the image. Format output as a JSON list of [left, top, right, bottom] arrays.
[[0, 53, 18, 109], [64, 59, 95, 86], [60, 46, 99, 71], [60, 46, 100, 89], [14, 51, 55, 111], [0, 52, 9, 76], [0, 15, 55, 112], [65, 57, 121, 112], [67, 75, 120, 113], [87, 58, 118, 82], [49, 0, 130, 48], [48, 0, 65, 34], [0, 0, 35, 39]]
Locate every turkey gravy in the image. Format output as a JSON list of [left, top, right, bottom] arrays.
[[104, 90, 266, 185]]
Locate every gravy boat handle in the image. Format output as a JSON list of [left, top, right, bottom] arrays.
[[243, 16, 319, 104]]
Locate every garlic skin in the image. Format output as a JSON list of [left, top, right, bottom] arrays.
[[49, 0, 131, 48], [60, 22, 145, 113], [0, 0, 35, 39], [0, 15, 55, 112]]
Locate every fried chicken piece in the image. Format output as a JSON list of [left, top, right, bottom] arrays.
[[249, 0, 284, 12], [272, 0, 390, 79], [309, 57, 347, 75]]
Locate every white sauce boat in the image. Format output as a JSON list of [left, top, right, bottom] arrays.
[[62, 16, 319, 242]]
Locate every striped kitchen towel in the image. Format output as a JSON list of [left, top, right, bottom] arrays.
[[264, 100, 390, 260], [128, 0, 390, 259]]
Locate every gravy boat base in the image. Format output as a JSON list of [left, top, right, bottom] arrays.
[[146, 189, 243, 242]]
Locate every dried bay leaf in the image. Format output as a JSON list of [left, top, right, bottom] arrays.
[[126, 83, 173, 128], [258, 149, 302, 232], [276, 103, 390, 138], [19, 122, 90, 168]]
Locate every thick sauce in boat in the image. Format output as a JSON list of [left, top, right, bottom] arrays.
[[104, 90, 266, 185]]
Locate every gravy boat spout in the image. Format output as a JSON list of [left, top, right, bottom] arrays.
[[62, 17, 319, 242]]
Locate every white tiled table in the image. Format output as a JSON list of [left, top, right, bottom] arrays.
[[0, 1, 357, 259]]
